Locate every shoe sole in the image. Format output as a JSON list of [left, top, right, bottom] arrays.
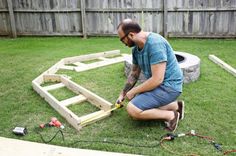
[[172, 112, 180, 132], [180, 101, 185, 120], [165, 112, 180, 132]]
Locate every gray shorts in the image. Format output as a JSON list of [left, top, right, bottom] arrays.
[[131, 84, 181, 111]]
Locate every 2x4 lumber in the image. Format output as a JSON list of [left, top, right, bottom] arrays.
[[73, 62, 87, 67], [79, 110, 111, 127], [209, 55, 236, 77], [60, 95, 87, 107], [32, 82, 81, 131], [60, 65, 75, 70], [98, 57, 110, 61], [33, 59, 64, 84], [75, 56, 125, 72], [43, 74, 71, 82], [63, 50, 120, 64], [43, 74, 61, 82], [60, 76, 112, 111], [80, 107, 118, 126], [79, 110, 106, 123], [43, 83, 65, 91]]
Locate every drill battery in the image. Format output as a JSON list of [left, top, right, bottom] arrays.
[[13, 127, 27, 136]]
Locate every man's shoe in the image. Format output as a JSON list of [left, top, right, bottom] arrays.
[[165, 111, 180, 132], [177, 100, 185, 120]]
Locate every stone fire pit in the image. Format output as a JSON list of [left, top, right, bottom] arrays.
[[124, 51, 201, 83]]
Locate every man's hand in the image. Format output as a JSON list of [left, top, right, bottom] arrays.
[[126, 88, 137, 100], [116, 94, 125, 104]]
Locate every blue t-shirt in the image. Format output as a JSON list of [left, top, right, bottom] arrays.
[[132, 33, 183, 92]]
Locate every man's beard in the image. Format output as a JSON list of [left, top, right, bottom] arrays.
[[126, 38, 135, 47]]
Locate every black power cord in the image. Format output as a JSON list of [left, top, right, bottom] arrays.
[[34, 127, 161, 148], [34, 128, 236, 155], [68, 138, 161, 148], [34, 128, 64, 144]]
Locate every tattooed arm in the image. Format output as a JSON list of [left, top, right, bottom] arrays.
[[117, 64, 141, 103]]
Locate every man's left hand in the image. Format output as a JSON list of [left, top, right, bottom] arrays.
[[126, 88, 137, 100]]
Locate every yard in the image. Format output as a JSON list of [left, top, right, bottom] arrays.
[[0, 37, 235, 155]]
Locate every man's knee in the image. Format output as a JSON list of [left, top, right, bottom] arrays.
[[126, 102, 142, 120]]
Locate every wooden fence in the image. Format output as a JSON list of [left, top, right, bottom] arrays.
[[0, 0, 236, 38]]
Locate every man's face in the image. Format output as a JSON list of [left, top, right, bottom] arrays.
[[117, 27, 135, 47]]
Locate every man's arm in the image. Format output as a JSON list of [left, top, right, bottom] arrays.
[[117, 64, 141, 103], [126, 62, 166, 100]]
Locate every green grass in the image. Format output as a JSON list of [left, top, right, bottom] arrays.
[[0, 37, 235, 155]]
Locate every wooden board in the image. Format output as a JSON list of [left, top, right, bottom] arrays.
[[43, 83, 65, 91], [60, 95, 87, 107], [63, 50, 120, 64], [209, 55, 236, 77], [75, 56, 125, 72]]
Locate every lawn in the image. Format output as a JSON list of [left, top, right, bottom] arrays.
[[0, 37, 235, 155]]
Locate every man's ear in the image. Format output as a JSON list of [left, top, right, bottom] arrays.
[[128, 32, 135, 39]]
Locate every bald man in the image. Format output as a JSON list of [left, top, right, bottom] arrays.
[[116, 19, 184, 132]]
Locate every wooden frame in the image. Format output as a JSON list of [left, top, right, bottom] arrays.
[[209, 55, 236, 77], [32, 50, 127, 131]]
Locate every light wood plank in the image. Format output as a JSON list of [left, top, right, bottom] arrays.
[[60, 95, 87, 107], [73, 62, 87, 67], [43, 83, 65, 91], [33, 59, 64, 84], [79, 110, 106, 122], [43, 74, 61, 82], [98, 57, 110, 61], [59, 65, 75, 70], [75, 56, 124, 72], [80, 107, 118, 126], [209, 55, 236, 77], [79, 110, 111, 127], [63, 50, 120, 64]]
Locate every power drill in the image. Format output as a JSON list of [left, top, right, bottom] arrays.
[[40, 117, 64, 129]]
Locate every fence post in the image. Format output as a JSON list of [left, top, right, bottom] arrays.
[[7, 0, 17, 38], [163, 0, 168, 38], [80, 0, 87, 38]]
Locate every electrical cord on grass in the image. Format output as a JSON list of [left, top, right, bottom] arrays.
[[34, 127, 161, 148], [33, 128, 236, 155], [34, 128, 65, 144], [67, 138, 161, 148]]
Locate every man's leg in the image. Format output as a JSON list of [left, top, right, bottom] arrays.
[[159, 101, 178, 111], [159, 100, 185, 120], [126, 102, 175, 121], [126, 102, 180, 132]]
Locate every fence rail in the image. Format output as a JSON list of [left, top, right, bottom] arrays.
[[0, 0, 236, 38]]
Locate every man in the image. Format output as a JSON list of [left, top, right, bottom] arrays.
[[116, 19, 184, 132]]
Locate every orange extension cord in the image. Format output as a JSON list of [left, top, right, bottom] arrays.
[[159, 131, 236, 156]]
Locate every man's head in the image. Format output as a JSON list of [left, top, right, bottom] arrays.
[[117, 19, 141, 47]]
